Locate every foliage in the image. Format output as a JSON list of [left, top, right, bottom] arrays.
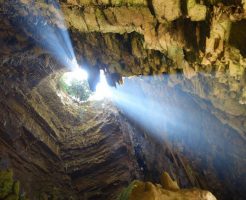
[[4, 193, 19, 200], [117, 180, 138, 200], [0, 169, 13, 199], [0, 169, 72, 200], [0, 169, 28, 200], [59, 75, 92, 102], [13, 181, 20, 195]]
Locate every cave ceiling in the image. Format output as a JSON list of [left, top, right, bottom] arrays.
[[1, 0, 246, 137]]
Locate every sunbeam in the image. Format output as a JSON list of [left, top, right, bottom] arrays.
[[109, 75, 245, 167], [14, 0, 79, 69], [90, 70, 112, 101], [111, 75, 187, 138]]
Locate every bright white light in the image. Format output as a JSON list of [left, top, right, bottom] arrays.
[[90, 70, 111, 101], [63, 68, 88, 86], [70, 58, 80, 69]]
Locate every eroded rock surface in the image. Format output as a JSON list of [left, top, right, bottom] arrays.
[[116, 77, 246, 200], [119, 172, 216, 200]]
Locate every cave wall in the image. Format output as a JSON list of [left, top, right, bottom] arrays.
[[0, 94, 76, 199], [0, 69, 234, 200], [116, 77, 246, 200], [0, 64, 245, 200], [21, 74, 198, 200], [60, 101, 140, 200]]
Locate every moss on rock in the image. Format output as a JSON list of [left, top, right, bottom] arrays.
[[0, 169, 14, 199], [0, 169, 29, 200]]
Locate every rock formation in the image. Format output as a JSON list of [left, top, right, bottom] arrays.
[[118, 172, 217, 200]]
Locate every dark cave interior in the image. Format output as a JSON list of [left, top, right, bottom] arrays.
[[0, 0, 246, 200]]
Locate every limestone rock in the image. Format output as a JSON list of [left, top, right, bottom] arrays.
[[129, 182, 216, 200], [153, 0, 181, 22], [187, 0, 207, 21], [160, 172, 180, 191], [119, 172, 216, 200]]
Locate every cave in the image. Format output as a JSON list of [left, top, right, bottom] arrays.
[[0, 0, 246, 200]]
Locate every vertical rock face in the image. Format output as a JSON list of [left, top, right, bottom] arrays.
[[0, 77, 197, 199], [0, 99, 76, 199], [0, 66, 245, 200], [0, 68, 228, 200], [116, 77, 246, 200], [60, 101, 141, 200], [0, 72, 76, 199]]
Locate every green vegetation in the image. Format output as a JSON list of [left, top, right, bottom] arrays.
[[117, 180, 138, 200], [0, 169, 13, 199], [58, 73, 92, 102], [0, 169, 74, 200], [0, 169, 28, 200]]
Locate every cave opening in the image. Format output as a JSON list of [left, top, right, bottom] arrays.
[[58, 69, 113, 103], [58, 68, 91, 102]]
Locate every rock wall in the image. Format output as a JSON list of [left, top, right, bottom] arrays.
[[0, 96, 76, 199], [60, 101, 141, 200], [118, 172, 217, 200], [115, 77, 246, 200], [0, 70, 222, 199]]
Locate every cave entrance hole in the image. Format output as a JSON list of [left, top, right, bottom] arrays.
[[58, 69, 112, 103]]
